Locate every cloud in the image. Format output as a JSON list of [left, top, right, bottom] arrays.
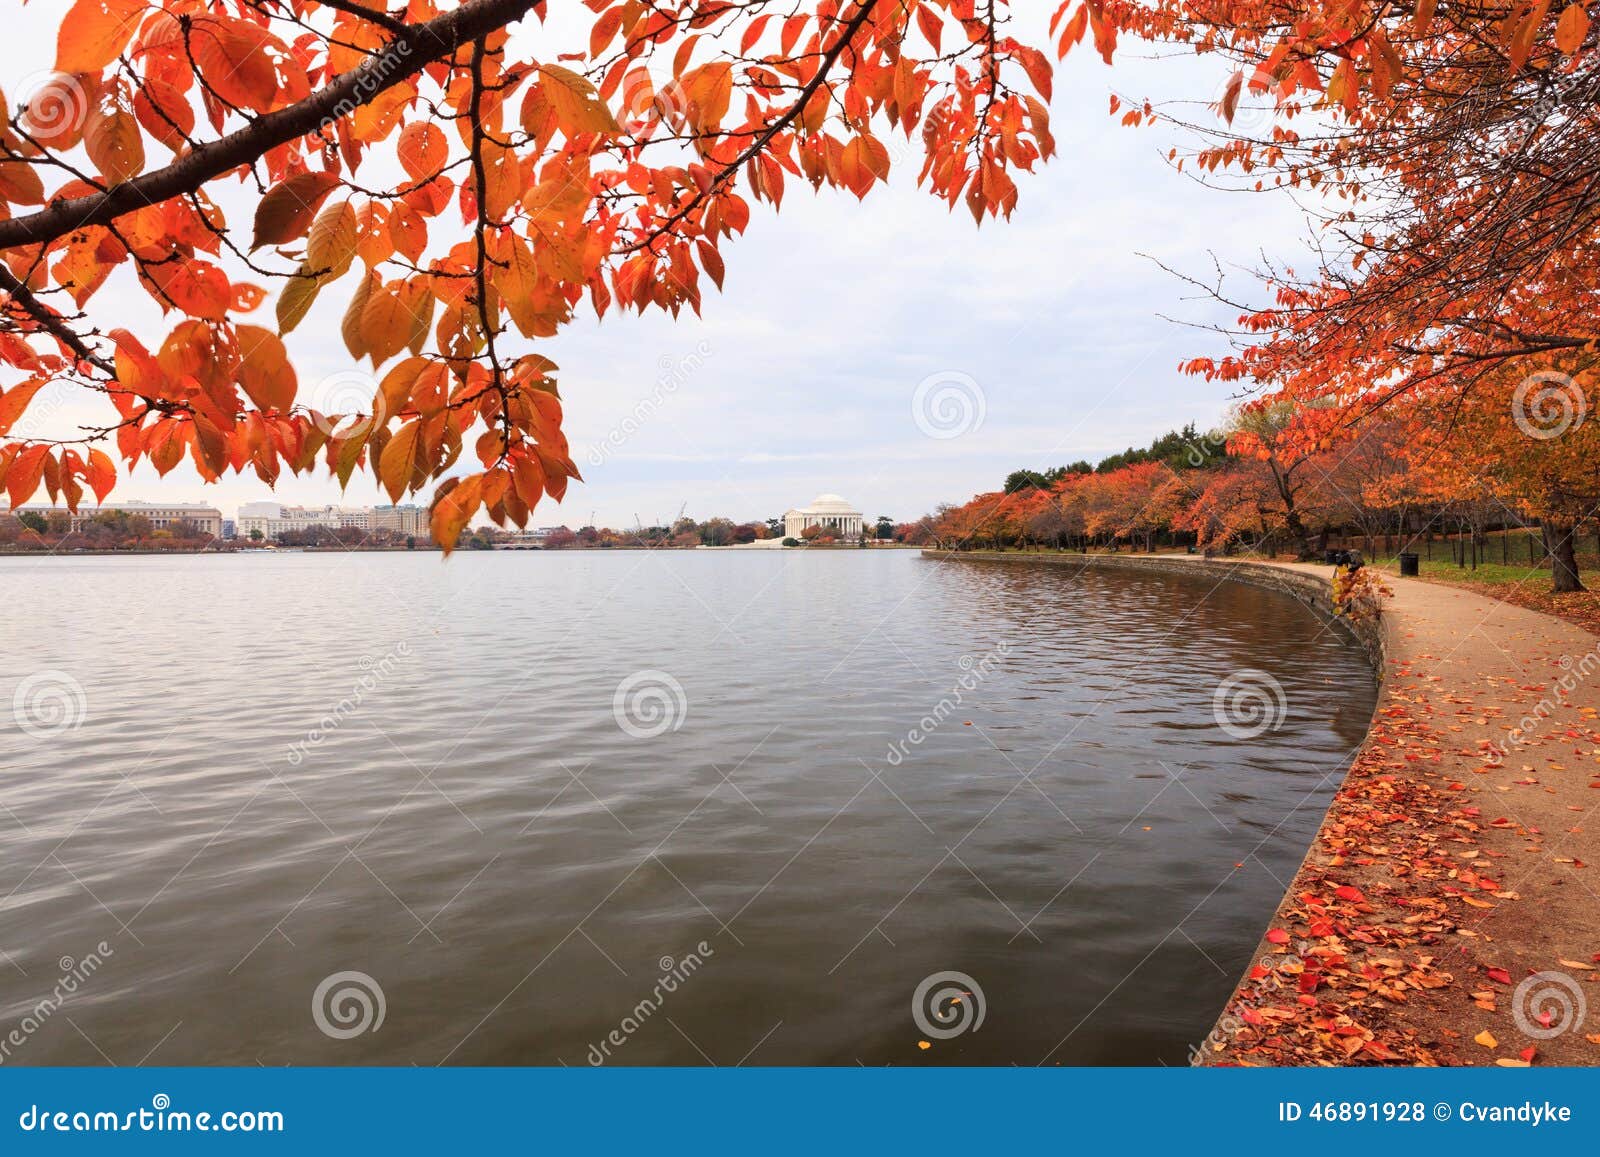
[[2, 2, 1315, 529]]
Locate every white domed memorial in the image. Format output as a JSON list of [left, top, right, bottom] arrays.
[[784, 494, 864, 540]]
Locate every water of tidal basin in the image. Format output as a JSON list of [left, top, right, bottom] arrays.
[[0, 549, 1375, 1065]]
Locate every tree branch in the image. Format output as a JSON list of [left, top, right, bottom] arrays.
[[617, 0, 880, 255], [0, 0, 540, 253]]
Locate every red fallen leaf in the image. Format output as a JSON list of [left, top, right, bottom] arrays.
[[1486, 967, 1513, 985], [1335, 885, 1365, 902], [1362, 1040, 1401, 1061], [1240, 1008, 1265, 1026], [1309, 921, 1336, 937], [1266, 928, 1290, 945], [1298, 972, 1322, 993], [1520, 1046, 1537, 1063]]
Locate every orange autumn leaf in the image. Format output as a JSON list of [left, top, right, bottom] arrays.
[[56, 0, 143, 73], [1556, 3, 1591, 52]]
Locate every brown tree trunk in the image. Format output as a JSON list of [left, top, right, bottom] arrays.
[[1542, 520, 1586, 592]]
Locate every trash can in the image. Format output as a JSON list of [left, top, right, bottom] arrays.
[[1324, 549, 1342, 565], [1399, 552, 1419, 577]]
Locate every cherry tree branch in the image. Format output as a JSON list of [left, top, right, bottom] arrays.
[[0, 0, 541, 253]]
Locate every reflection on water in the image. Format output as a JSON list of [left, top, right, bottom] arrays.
[[0, 550, 1374, 1065]]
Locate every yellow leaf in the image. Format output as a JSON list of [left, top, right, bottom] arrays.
[[1475, 1029, 1499, 1048], [430, 474, 484, 552], [342, 271, 376, 360], [1494, 1058, 1531, 1067], [234, 325, 296, 412], [276, 268, 324, 335], [1558, 958, 1596, 970], [361, 284, 416, 366], [681, 62, 733, 132], [397, 122, 447, 181], [538, 65, 619, 137], [84, 88, 143, 184], [378, 419, 422, 503], [306, 199, 358, 279]]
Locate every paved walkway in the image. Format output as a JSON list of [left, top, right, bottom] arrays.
[[1206, 561, 1600, 1065]]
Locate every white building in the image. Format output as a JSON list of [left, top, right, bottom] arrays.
[[784, 493, 864, 540], [369, 504, 428, 536], [236, 502, 427, 540], [15, 501, 223, 537]]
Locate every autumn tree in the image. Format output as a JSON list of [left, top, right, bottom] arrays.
[[0, 0, 1058, 549], [1067, 0, 1600, 408], [1055, 0, 1600, 589], [1406, 366, 1600, 589], [1222, 399, 1339, 558]]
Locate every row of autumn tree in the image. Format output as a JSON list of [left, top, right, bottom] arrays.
[[0, 507, 214, 549], [3, 0, 1599, 567], [911, 392, 1600, 594], [503, 513, 906, 547]]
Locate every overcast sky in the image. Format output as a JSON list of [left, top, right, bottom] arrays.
[[4, 3, 1313, 528]]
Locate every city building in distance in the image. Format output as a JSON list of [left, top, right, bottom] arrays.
[[14, 500, 223, 538], [236, 502, 428, 540]]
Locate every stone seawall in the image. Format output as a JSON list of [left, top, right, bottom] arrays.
[[919, 550, 1386, 676], [920, 548, 1600, 1065]]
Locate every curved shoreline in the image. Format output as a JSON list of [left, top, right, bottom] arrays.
[[923, 549, 1600, 1066]]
